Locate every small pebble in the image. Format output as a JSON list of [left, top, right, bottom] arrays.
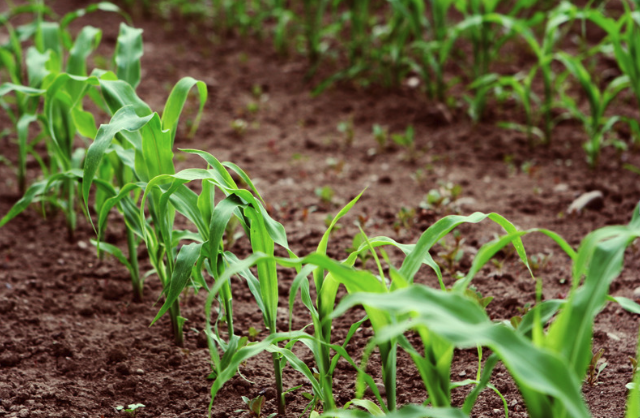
[[553, 183, 569, 193], [135, 368, 145, 375], [607, 332, 621, 341]]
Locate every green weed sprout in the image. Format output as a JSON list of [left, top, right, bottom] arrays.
[[337, 116, 355, 146], [391, 125, 415, 162], [372, 124, 388, 151], [237, 395, 276, 418], [116, 403, 145, 417], [315, 186, 335, 205]]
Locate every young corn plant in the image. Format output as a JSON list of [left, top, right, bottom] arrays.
[[589, 6, 640, 142], [97, 141, 295, 413], [475, 69, 544, 144], [556, 52, 629, 167], [326, 204, 640, 418], [196, 199, 640, 418], [0, 5, 127, 238], [302, 0, 330, 73], [389, 0, 453, 100], [82, 69, 208, 344], [455, 3, 577, 136], [281, 211, 540, 412]]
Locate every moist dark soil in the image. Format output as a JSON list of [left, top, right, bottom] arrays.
[[1, 2, 640, 417]]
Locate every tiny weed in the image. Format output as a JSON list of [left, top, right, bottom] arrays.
[[337, 116, 355, 146], [437, 230, 465, 275], [236, 395, 276, 418], [391, 125, 416, 162], [315, 186, 335, 204], [528, 252, 552, 276], [464, 286, 494, 310], [248, 326, 259, 342], [420, 182, 463, 213], [231, 119, 249, 136], [586, 348, 607, 385], [115, 403, 145, 417], [372, 124, 388, 151], [246, 102, 260, 114], [395, 206, 416, 232]]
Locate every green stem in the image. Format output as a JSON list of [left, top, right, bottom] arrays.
[[542, 66, 552, 144], [169, 300, 184, 347], [126, 226, 142, 302], [381, 343, 397, 411], [65, 177, 75, 241], [156, 257, 183, 346], [272, 350, 285, 414]]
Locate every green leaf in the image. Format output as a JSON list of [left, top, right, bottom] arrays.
[[161, 76, 208, 144], [115, 23, 143, 89], [150, 242, 202, 326], [83, 105, 154, 216]]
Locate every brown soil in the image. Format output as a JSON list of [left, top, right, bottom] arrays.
[[1, 1, 640, 417]]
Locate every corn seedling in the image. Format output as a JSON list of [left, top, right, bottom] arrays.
[[326, 203, 640, 418], [389, 0, 453, 100], [82, 63, 208, 344], [0, 4, 128, 239], [485, 70, 545, 144], [556, 51, 629, 166], [589, 7, 640, 141], [302, 0, 330, 72]]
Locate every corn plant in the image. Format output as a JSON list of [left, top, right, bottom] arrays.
[[203, 204, 549, 413], [0, 4, 126, 238], [272, 2, 295, 56], [475, 70, 544, 143], [556, 52, 629, 167], [127, 151, 295, 412], [302, 0, 330, 72], [389, 0, 452, 100], [332, 202, 640, 418], [588, 7, 640, 143], [0, 2, 52, 194], [82, 68, 207, 343]]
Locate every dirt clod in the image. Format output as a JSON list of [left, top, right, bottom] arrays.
[[106, 345, 127, 363]]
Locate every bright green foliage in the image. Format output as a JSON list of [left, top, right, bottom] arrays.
[[0, 3, 124, 237], [83, 68, 208, 344]]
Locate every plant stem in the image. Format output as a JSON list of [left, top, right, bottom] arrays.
[[169, 300, 184, 347], [125, 226, 142, 302], [542, 67, 552, 144], [272, 351, 285, 414], [381, 343, 397, 411], [66, 178, 76, 241]]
